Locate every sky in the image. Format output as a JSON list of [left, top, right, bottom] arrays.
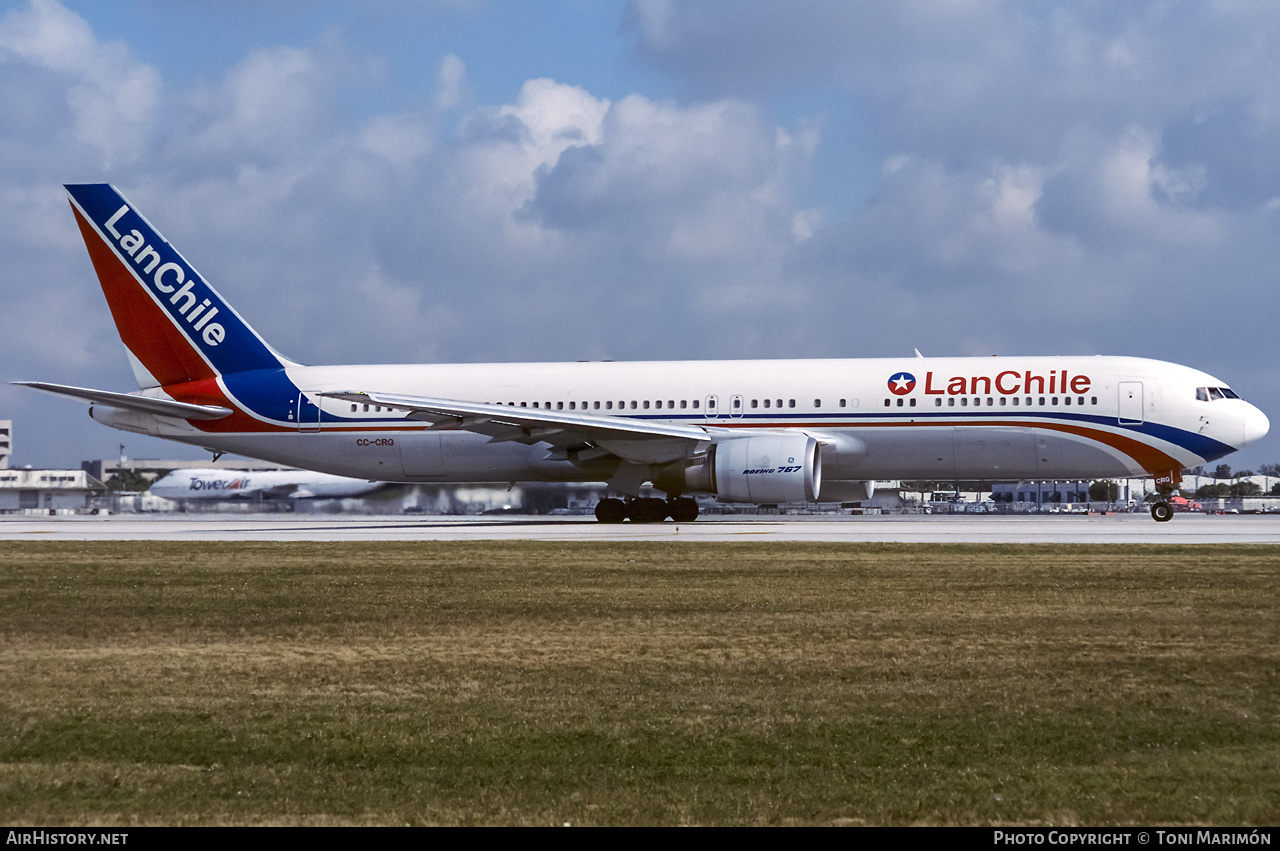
[[1, 0, 1277, 473]]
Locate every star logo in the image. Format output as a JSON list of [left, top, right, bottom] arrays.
[[888, 372, 916, 395]]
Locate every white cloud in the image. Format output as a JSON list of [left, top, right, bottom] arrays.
[[0, 0, 159, 169], [182, 46, 332, 166], [435, 53, 466, 111]]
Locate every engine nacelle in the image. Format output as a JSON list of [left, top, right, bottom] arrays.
[[705, 434, 821, 504], [817, 479, 875, 503]]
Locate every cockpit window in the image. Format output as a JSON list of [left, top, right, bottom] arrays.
[[1197, 387, 1209, 402], [1198, 386, 1241, 401], [1220, 387, 1240, 399], [1209, 387, 1225, 400]]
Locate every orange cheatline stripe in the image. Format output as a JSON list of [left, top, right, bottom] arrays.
[[716, 417, 1183, 474]]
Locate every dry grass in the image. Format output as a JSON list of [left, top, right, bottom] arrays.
[[0, 541, 1276, 825]]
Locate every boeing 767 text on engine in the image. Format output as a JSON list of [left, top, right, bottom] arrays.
[[17, 184, 1269, 522]]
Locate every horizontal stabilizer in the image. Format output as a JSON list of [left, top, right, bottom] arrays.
[[14, 381, 233, 420]]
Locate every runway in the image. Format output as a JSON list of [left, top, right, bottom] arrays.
[[3, 512, 1280, 543]]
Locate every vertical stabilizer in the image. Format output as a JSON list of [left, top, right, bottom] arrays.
[[65, 184, 291, 388]]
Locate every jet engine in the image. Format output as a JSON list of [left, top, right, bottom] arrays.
[[675, 433, 821, 504]]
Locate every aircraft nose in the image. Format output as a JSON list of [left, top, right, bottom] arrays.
[[1242, 403, 1270, 447]]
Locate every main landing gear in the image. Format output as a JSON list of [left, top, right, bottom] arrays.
[[1150, 501, 1173, 522], [595, 496, 699, 523]]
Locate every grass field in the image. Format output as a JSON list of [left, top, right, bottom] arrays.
[[0, 541, 1276, 826]]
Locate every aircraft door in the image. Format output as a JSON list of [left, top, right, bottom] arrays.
[[1118, 382, 1143, 425], [296, 392, 321, 432], [401, 433, 446, 478], [704, 395, 719, 419], [730, 394, 744, 418]]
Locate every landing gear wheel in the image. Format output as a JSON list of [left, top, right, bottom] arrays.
[[627, 497, 670, 523], [595, 498, 626, 523], [1151, 501, 1173, 522], [669, 497, 699, 523]]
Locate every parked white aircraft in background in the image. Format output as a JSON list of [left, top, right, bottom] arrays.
[[17, 185, 1270, 523], [149, 469, 386, 501]]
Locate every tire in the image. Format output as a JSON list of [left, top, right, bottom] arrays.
[[595, 498, 626, 523], [627, 497, 669, 523], [669, 497, 699, 523], [1151, 502, 1173, 522]]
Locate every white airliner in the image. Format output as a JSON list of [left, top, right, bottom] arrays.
[[16, 184, 1270, 523], [149, 468, 386, 501]]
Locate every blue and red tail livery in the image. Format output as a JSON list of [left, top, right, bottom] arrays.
[[65, 184, 287, 387], [16, 183, 1270, 523]]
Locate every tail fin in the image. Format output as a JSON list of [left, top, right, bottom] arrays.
[[65, 184, 291, 388]]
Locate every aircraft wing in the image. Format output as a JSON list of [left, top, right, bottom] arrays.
[[320, 390, 722, 464], [14, 381, 233, 420]]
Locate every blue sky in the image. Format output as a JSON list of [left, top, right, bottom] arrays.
[[2, 0, 1278, 472]]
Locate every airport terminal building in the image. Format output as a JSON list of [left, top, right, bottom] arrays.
[[0, 468, 102, 514]]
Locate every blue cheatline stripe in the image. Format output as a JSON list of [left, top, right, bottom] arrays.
[[66, 183, 283, 377]]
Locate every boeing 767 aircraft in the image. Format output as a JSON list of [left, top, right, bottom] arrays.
[[17, 184, 1270, 522]]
